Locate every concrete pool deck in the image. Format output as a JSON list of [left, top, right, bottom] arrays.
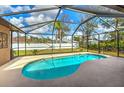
[[0, 52, 124, 87]]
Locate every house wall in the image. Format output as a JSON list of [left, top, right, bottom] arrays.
[[0, 25, 11, 66]]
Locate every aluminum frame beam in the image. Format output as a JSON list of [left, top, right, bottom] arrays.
[[51, 7, 62, 53], [20, 20, 79, 29], [98, 17, 119, 30], [64, 6, 124, 17], [96, 17, 120, 56], [28, 33, 57, 35], [102, 5, 124, 13], [72, 16, 96, 36], [63, 6, 96, 15], [97, 14, 124, 17], [28, 33, 72, 36], [20, 20, 54, 28], [0, 7, 59, 17], [26, 22, 52, 33], [52, 7, 62, 35]]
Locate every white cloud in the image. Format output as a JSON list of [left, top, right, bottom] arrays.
[[25, 5, 59, 25], [32, 5, 59, 17], [9, 17, 24, 27], [0, 5, 32, 13], [1, 5, 61, 35], [0, 5, 11, 13], [10, 6, 23, 12], [25, 13, 52, 25], [10, 5, 32, 12], [30, 24, 52, 33], [97, 24, 115, 33]]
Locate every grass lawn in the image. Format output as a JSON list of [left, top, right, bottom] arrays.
[[13, 48, 84, 57], [13, 48, 124, 58], [88, 49, 124, 57]]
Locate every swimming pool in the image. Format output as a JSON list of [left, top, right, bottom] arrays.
[[22, 54, 106, 80]]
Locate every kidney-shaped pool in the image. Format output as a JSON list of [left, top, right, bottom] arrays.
[[22, 54, 106, 80]]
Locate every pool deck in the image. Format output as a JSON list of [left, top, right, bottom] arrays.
[[0, 52, 124, 87]]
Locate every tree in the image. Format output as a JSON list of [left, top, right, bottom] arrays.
[[100, 18, 124, 52], [74, 36, 80, 41], [55, 21, 63, 48], [100, 18, 124, 39], [54, 15, 70, 48], [78, 16, 98, 49]]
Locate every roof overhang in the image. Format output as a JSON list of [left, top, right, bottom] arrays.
[[0, 17, 25, 33]]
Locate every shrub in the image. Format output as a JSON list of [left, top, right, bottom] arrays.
[[32, 49, 38, 55]]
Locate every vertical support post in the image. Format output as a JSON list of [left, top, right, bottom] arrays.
[[17, 31, 19, 56], [25, 33, 26, 56], [116, 30, 119, 57], [72, 35, 73, 52], [98, 17, 120, 56], [71, 16, 96, 52], [51, 7, 62, 54], [98, 34, 100, 53], [81, 35, 83, 51], [82, 35, 84, 49], [115, 19, 119, 57], [10, 31, 13, 59], [86, 35, 88, 52], [86, 33, 89, 52]]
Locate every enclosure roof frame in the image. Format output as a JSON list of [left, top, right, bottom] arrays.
[[1, 5, 124, 35]]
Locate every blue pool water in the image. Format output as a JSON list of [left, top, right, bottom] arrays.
[[22, 54, 106, 80]]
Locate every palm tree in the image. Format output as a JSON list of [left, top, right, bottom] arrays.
[[55, 21, 63, 48], [55, 21, 70, 48]]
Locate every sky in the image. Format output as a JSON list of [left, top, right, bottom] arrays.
[[1, 5, 59, 34], [0, 5, 115, 39]]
